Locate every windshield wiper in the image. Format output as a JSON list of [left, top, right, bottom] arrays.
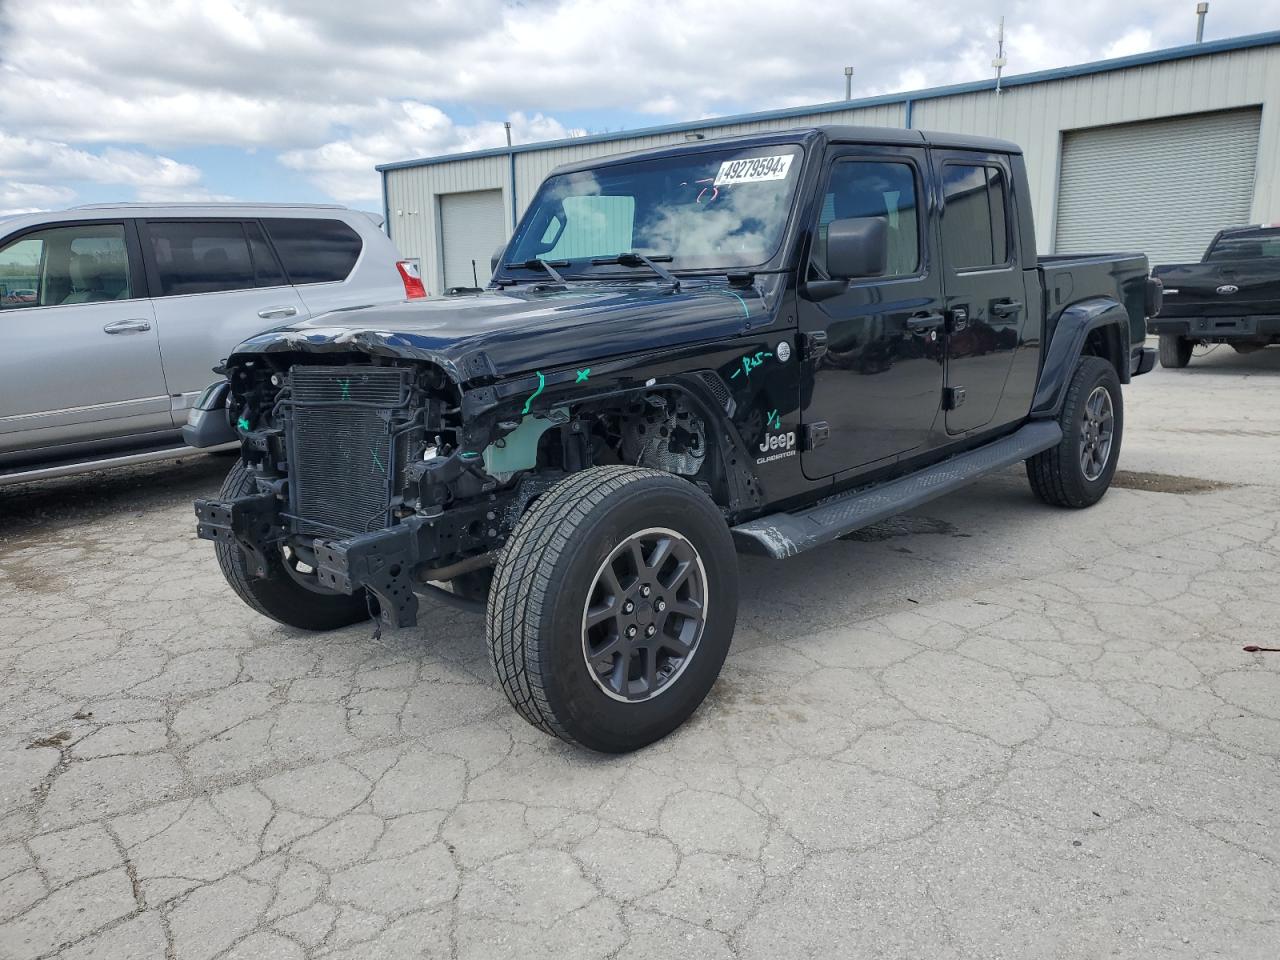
[[504, 258, 571, 284], [591, 251, 680, 290]]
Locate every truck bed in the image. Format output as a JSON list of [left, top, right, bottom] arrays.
[[1038, 252, 1150, 351]]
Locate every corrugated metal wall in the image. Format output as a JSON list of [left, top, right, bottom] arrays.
[[385, 42, 1280, 291]]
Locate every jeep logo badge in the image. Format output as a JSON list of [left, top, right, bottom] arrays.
[[758, 432, 796, 454], [1217, 284, 1239, 296]]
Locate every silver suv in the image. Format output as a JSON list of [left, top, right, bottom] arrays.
[[0, 203, 426, 485]]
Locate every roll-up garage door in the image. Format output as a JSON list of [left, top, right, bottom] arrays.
[[439, 189, 505, 290], [1054, 108, 1261, 266]]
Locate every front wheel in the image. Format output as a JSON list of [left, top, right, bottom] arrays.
[[213, 461, 372, 630], [1026, 356, 1123, 509], [486, 466, 738, 753], [1158, 334, 1193, 368]]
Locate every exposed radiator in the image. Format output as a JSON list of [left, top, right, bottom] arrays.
[[287, 366, 412, 536]]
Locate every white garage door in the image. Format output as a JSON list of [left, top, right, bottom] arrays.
[[1054, 108, 1261, 266], [439, 190, 506, 290]]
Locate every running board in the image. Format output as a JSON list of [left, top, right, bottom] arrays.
[[0, 441, 238, 487], [732, 420, 1062, 559]]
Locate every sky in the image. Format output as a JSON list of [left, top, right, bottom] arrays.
[[1, 0, 1278, 216]]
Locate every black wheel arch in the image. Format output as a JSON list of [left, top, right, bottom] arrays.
[[1031, 297, 1131, 419]]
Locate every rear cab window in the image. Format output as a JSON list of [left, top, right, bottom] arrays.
[[261, 218, 362, 284], [1205, 227, 1280, 262], [0, 222, 134, 308]]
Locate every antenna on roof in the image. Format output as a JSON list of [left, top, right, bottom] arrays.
[[992, 16, 1007, 95], [844, 66, 854, 101]]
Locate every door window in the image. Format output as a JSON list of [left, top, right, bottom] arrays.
[[146, 221, 258, 296], [261, 218, 362, 284], [940, 163, 1011, 269], [813, 161, 920, 278], [0, 223, 132, 309]]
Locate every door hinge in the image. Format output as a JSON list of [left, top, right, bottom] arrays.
[[947, 307, 969, 333], [799, 331, 829, 362], [943, 386, 966, 410], [803, 421, 830, 450]]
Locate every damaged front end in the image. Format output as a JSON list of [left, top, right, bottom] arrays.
[[196, 352, 520, 629]]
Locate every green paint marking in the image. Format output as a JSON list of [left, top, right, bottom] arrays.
[[371, 450, 386, 474], [767, 409, 781, 429], [521, 370, 546, 415], [339, 379, 351, 400], [236, 417, 250, 431], [576, 368, 591, 383], [459, 451, 480, 459], [724, 291, 750, 319]]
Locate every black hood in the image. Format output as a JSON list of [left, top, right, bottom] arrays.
[[229, 281, 771, 383]]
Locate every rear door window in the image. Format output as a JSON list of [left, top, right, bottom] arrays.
[[940, 163, 1011, 269], [0, 223, 133, 308], [144, 221, 257, 296], [261, 218, 362, 284]]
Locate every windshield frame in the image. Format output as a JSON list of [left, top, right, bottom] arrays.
[[495, 134, 817, 284]]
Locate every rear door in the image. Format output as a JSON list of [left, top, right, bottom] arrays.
[[0, 220, 169, 455], [797, 145, 947, 479], [139, 219, 308, 421], [261, 217, 379, 314], [934, 152, 1026, 435]]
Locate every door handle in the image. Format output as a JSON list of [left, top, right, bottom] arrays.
[[258, 306, 298, 320], [103, 318, 152, 334], [991, 300, 1023, 317], [905, 312, 946, 332]]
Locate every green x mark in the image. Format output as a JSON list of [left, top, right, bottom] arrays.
[[576, 368, 591, 383], [339, 379, 351, 400]]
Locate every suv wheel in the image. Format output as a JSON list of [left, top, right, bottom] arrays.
[[1158, 334, 1193, 368], [213, 460, 371, 630], [1026, 356, 1123, 509], [486, 466, 738, 752]]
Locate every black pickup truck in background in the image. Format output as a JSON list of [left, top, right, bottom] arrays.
[[194, 125, 1161, 751], [1150, 225, 1280, 368]]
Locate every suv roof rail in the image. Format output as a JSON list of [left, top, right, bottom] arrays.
[[69, 201, 350, 211]]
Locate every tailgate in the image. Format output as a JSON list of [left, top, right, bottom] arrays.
[[1155, 261, 1280, 316]]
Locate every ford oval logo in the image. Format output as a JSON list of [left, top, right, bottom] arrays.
[[1217, 284, 1240, 295]]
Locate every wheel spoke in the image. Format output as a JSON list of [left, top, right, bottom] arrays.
[[644, 535, 674, 575], [642, 646, 659, 692], [585, 598, 617, 628], [666, 596, 703, 621], [660, 557, 696, 593]]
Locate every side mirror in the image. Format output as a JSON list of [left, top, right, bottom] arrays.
[[826, 217, 888, 280], [490, 243, 508, 275]]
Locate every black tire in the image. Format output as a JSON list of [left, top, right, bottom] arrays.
[[214, 460, 371, 630], [1158, 334, 1192, 368], [1026, 356, 1123, 509], [486, 466, 738, 753]]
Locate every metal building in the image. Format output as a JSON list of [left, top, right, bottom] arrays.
[[378, 30, 1280, 295]]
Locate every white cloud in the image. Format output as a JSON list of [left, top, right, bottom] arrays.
[[0, 182, 77, 217], [1, 0, 1279, 204], [0, 135, 201, 188]]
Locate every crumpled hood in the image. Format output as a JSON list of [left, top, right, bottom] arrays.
[[230, 281, 769, 382]]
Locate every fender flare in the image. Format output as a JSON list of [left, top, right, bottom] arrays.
[[1031, 297, 1130, 418], [180, 380, 237, 448]]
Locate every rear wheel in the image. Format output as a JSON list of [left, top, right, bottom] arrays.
[[1026, 356, 1123, 509], [1158, 334, 1193, 368], [486, 466, 738, 752], [214, 460, 371, 630]]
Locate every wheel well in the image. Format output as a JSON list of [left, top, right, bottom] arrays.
[[1082, 324, 1126, 382]]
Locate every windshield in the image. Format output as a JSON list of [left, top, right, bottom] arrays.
[[504, 143, 805, 275], [1205, 227, 1280, 262]]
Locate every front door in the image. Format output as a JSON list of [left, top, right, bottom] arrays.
[[933, 151, 1025, 435], [798, 146, 946, 479], [0, 220, 169, 456]]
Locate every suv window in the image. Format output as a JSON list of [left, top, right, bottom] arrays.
[[0, 223, 132, 308], [262, 218, 362, 284], [814, 160, 920, 278], [941, 163, 1010, 269], [146, 221, 259, 296]]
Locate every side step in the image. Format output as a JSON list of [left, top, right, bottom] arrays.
[[731, 420, 1062, 559]]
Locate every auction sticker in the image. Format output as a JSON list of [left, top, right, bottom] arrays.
[[714, 154, 794, 186]]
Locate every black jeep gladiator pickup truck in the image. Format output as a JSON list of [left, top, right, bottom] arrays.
[[194, 126, 1160, 752], [1150, 225, 1280, 367]]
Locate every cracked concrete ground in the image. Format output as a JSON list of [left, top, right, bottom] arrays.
[[1, 345, 1278, 959]]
